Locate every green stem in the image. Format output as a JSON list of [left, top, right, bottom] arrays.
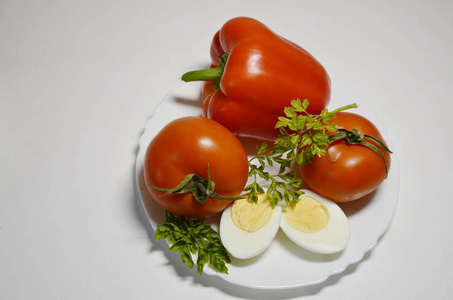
[[329, 128, 392, 177], [149, 165, 243, 204], [331, 103, 359, 114], [181, 66, 223, 82], [180, 52, 230, 91]]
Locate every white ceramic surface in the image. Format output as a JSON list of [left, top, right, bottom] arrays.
[[135, 81, 400, 290]]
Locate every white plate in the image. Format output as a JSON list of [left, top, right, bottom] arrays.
[[135, 81, 400, 290]]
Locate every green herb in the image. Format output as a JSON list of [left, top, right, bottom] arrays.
[[155, 211, 230, 275], [245, 99, 358, 205]]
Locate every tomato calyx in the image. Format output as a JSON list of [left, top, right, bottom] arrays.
[[149, 165, 243, 204], [328, 128, 393, 178]]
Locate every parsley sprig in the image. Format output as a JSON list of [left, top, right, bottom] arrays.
[[155, 211, 230, 275], [245, 99, 358, 205]]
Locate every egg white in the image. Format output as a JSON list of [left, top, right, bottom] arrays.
[[219, 201, 282, 259], [280, 189, 350, 254]]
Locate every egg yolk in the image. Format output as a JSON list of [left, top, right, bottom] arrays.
[[283, 196, 329, 233], [231, 194, 273, 232]]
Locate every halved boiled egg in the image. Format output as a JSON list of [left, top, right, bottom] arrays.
[[219, 193, 281, 259], [280, 189, 350, 254]]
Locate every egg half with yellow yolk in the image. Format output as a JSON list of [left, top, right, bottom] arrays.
[[280, 189, 350, 254], [219, 193, 281, 259]]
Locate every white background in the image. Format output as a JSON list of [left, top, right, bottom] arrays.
[[1, 1, 452, 299]]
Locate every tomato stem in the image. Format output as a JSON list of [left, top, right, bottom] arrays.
[[329, 128, 392, 178], [149, 165, 243, 204]]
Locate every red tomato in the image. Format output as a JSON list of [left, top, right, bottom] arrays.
[[144, 116, 249, 218], [299, 112, 391, 202]]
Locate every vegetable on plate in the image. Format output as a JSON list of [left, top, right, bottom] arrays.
[[182, 16, 331, 141], [299, 112, 392, 202], [143, 116, 249, 219]]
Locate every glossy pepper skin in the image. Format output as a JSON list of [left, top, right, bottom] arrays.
[[183, 17, 331, 141]]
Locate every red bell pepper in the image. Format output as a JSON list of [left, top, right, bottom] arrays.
[[182, 17, 331, 141]]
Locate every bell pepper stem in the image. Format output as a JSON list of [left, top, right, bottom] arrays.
[[181, 66, 224, 82], [181, 52, 230, 89]]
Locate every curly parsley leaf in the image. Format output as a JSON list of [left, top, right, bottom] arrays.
[[247, 99, 358, 206], [155, 211, 231, 275]]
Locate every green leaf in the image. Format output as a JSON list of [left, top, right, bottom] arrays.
[[301, 133, 312, 147], [301, 99, 310, 110], [295, 152, 305, 166], [291, 99, 303, 111], [180, 249, 195, 269], [155, 211, 230, 275], [326, 123, 338, 132], [290, 177, 303, 188], [275, 117, 290, 128], [209, 255, 229, 274], [256, 142, 268, 155], [284, 106, 296, 118], [313, 120, 324, 130], [197, 250, 209, 275]]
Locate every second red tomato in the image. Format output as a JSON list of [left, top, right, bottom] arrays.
[[299, 112, 392, 202]]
